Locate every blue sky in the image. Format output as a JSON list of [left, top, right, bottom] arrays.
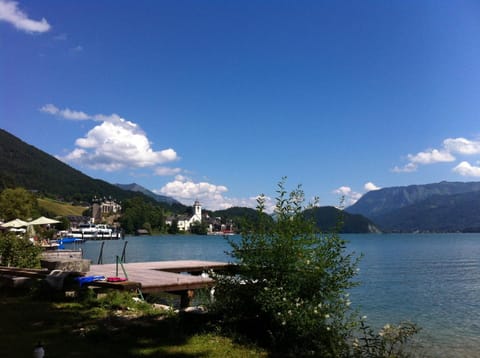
[[2, 1, 480, 211]]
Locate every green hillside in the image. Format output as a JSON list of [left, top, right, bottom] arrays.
[[0, 129, 155, 203], [303, 206, 380, 233], [37, 198, 87, 217]]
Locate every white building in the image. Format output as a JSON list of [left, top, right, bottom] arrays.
[[92, 198, 122, 224], [166, 200, 202, 232]]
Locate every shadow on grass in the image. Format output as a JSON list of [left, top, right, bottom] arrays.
[[0, 287, 245, 358]]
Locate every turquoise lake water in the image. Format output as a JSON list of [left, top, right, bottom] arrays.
[[65, 233, 480, 357]]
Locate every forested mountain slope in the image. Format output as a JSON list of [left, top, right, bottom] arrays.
[[346, 181, 480, 232]]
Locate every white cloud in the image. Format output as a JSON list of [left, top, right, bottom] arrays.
[[40, 104, 90, 120], [443, 137, 480, 155], [364, 182, 381, 191], [407, 149, 455, 165], [0, 0, 50, 33], [333, 186, 362, 206], [70, 121, 177, 171], [159, 176, 228, 202], [394, 136, 480, 174], [157, 176, 273, 211], [41, 104, 178, 171], [392, 162, 418, 173], [334, 186, 353, 196], [154, 167, 183, 176], [39, 103, 59, 115], [333, 182, 379, 206], [453, 161, 480, 177]]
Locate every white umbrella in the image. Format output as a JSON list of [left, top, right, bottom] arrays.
[[28, 216, 60, 225], [1, 218, 29, 228]]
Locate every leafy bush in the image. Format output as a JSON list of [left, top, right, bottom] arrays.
[[211, 179, 361, 357], [0, 232, 42, 268], [353, 320, 420, 358]]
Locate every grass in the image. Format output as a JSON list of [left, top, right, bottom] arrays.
[[37, 198, 87, 217], [0, 287, 267, 358]]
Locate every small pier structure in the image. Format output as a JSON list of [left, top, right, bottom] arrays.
[[86, 260, 233, 307]]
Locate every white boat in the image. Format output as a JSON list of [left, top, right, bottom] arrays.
[[66, 223, 122, 240], [95, 224, 111, 235], [69, 223, 98, 239]]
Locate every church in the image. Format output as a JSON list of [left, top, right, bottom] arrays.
[[166, 200, 203, 232]]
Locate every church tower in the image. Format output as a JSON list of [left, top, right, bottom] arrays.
[[193, 200, 202, 221]]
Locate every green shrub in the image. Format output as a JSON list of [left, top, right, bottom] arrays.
[[0, 232, 42, 268], [353, 320, 420, 358], [211, 179, 361, 357]]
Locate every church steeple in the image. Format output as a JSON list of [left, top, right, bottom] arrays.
[[194, 200, 202, 218]]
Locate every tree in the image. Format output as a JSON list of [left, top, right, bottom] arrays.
[[167, 219, 179, 234], [119, 197, 166, 234], [211, 179, 361, 357], [190, 220, 208, 235], [0, 232, 42, 268], [0, 187, 39, 221]]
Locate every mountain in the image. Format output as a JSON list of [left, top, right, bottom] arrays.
[[211, 206, 379, 234], [116, 183, 180, 205], [346, 181, 480, 232], [0, 129, 157, 203], [303, 206, 380, 233]]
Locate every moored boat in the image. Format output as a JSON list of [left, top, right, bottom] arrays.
[[62, 223, 122, 240]]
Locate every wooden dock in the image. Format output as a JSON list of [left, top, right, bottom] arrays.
[[86, 260, 233, 307]]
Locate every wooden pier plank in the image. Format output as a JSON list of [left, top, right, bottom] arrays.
[[87, 260, 231, 293]]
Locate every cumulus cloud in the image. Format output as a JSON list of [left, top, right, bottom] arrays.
[[364, 182, 381, 191], [407, 149, 455, 165], [333, 182, 380, 206], [453, 161, 480, 177], [394, 137, 480, 174], [0, 0, 51, 33], [444, 138, 480, 155], [157, 176, 272, 211], [40, 104, 178, 171], [158, 176, 228, 202], [333, 186, 362, 206]]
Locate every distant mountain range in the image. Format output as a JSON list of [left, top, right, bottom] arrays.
[[115, 183, 181, 205], [346, 181, 480, 232]]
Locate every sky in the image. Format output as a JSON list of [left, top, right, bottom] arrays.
[[1, 1, 480, 211]]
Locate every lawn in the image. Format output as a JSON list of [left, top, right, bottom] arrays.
[[0, 287, 267, 357]]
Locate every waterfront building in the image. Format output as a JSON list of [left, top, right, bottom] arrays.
[[166, 200, 202, 232]]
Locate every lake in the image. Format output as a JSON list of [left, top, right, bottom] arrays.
[[64, 233, 480, 357]]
